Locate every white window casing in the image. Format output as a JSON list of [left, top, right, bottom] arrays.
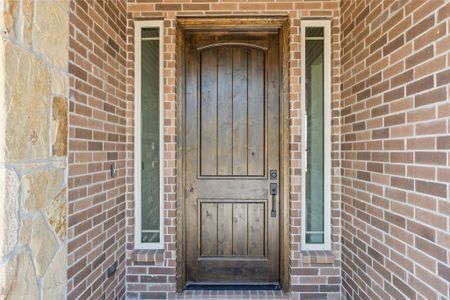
[[301, 20, 332, 251], [134, 20, 165, 249]]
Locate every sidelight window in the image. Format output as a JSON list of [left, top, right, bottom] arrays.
[[134, 21, 164, 249], [301, 20, 331, 250]]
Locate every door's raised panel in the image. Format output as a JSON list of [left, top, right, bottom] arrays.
[[199, 47, 266, 177], [200, 201, 266, 257]]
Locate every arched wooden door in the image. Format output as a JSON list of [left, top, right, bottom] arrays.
[[184, 31, 280, 285]]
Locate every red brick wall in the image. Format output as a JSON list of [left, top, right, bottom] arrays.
[[67, 1, 128, 299], [125, 1, 342, 299], [340, 0, 450, 299], [66, 1, 450, 299]]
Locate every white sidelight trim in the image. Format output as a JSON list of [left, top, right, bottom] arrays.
[[300, 20, 332, 251], [134, 20, 165, 249]]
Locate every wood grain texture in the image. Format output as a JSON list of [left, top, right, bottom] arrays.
[[183, 28, 282, 284], [217, 203, 233, 256], [177, 18, 289, 290], [175, 26, 185, 292], [201, 201, 267, 258], [232, 48, 248, 176], [199, 47, 266, 177], [200, 49, 218, 176], [177, 17, 288, 29], [248, 49, 265, 176], [280, 20, 290, 292], [184, 35, 200, 282], [248, 203, 265, 257], [217, 49, 234, 176], [232, 203, 248, 256], [201, 203, 218, 256]]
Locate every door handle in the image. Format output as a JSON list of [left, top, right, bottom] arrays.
[[270, 183, 277, 218]]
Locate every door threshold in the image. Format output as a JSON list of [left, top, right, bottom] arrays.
[[185, 282, 281, 290]]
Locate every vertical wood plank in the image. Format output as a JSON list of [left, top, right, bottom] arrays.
[[184, 38, 200, 281], [201, 203, 218, 256], [217, 48, 233, 175], [266, 34, 281, 283], [232, 203, 248, 255], [247, 49, 265, 176], [200, 49, 218, 175], [248, 203, 265, 257], [217, 203, 233, 256], [232, 48, 248, 175]]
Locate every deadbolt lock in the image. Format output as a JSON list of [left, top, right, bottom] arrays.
[[270, 170, 277, 180]]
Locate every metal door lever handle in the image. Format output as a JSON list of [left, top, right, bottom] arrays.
[[270, 183, 277, 217]]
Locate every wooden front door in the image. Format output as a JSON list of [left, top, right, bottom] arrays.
[[184, 30, 280, 284]]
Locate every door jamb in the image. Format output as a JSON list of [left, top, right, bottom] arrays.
[[176, 16, 290, 292]]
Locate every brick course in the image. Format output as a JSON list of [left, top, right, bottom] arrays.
[[66, 0, 450, 299], [340, 1, 450, 299], [125, 1, 342, 299], [68, 1, 128, 299]]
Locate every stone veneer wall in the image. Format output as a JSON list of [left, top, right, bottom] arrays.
[[125, 1, 342, 299], [340, 0, 450, 299], [0, 0, 69, 299], [67, 0, 128, 299]]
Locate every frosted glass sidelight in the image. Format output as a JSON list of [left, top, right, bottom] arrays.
[[305, 27, 325, 244], [141, 28, 160, 243]]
